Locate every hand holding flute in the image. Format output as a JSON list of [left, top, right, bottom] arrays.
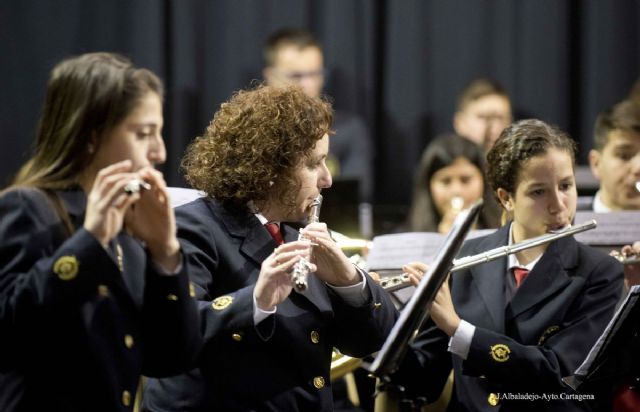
[[611, 241, 640, 290]]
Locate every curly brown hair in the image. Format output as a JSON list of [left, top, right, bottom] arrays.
[[487, 119, 576, 206], [182, 84, 333, 212]]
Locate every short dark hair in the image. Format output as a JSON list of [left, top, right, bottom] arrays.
[[408, 133, 500, 231], [487, 119, 576, 204], [456, 77, 509, 112], [593, 99, 640, 151], [263, 28, 322, 67]]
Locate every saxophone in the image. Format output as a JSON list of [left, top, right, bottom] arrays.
[[291, 195, 323, 292]]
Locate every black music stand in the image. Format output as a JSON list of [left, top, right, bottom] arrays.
[[564, 285, 640, 408], [367, 200, 483, 410]]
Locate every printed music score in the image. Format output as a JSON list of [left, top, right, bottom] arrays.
[[365, 229, 495, 272], [574, 211, 640, 246]]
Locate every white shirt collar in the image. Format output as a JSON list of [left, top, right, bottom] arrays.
[[507, 223, 543, 271], [255, 213, 275, 226], [592, 190, 612, 213]]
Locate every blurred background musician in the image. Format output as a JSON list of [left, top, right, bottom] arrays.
[[407, 133, 501, 234], [143, 85, 397, 412], [263, 28, 374, 203], [588, 99, 640, 213], [0, 52, 201, 412], [586, 98, 640, 291], [392, 119, 622, 411], [585, 98, 640, 412], [453, 78, 513, 153]]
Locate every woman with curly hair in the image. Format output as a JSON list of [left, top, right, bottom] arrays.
[[143, 84, 397, 412]]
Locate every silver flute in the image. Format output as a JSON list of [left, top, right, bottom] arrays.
[[377, 220, 597, 292], [124, 179, 151, 195], [291, 195, 323, 292]]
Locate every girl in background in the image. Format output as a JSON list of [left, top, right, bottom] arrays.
[[408, 133, 501, 233]]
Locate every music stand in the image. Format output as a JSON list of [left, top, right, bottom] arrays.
[[367, 200, 483, 400], [565, 285, 640, 402]]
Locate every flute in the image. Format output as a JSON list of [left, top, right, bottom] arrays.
[[377, 220, 597, 292], [291, 195, 323, 292]]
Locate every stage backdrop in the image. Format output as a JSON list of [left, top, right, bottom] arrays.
[[1, 0, 638, 208]]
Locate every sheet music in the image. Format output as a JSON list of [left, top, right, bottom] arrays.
[[365, 229, 495, 271], [574, 211, 640, 246], [574, 285, 640, 377]]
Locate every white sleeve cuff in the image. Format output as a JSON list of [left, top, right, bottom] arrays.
[[448, 319, 475, 360], [253, 293, 277, 325], [326, 267, 370, 306], [151, 254, 183, 276]]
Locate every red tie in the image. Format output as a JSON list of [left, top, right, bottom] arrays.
[[264, 223, 284, 245], [513, 267, 529, 288]]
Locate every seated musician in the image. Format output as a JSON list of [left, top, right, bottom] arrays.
[[394, 119, 623, 411], [588, 99, 640, 291], [586, 98, 640, 412], [407, 133, 501, 234], [142, 84, 397, 411]]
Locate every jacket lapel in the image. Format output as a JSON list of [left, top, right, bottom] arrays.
[[468, 226, 509, 332], [58, 188, 141, 307], [214, 203, 275, 268], [506, 235, 578, 320]]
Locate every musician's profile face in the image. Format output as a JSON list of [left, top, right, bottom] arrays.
[[90, 91, 165, 172], [589, 129, 640, 210], [289, 134, 332, 221], [500, 148, 577, 242]]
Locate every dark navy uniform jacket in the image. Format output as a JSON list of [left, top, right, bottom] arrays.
[[396, 223, 622, 412], [143, 197, 398, 412], [0, 187, 201, 412]]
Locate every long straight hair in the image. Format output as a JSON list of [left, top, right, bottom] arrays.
[[408, 133, 501, 232], [12, 52, 163, 191]]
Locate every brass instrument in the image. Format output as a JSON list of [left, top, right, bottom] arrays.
[[291, 195, 323, 292], [376, 219, 598, 292], [330, 349, 363, 381]]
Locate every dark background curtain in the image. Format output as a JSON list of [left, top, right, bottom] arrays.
[[1, 0, 638, 208]]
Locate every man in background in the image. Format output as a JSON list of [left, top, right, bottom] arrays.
[[453, 77, 513, 152], [589, 99, 640, 212], [263, 28, 374, 203]]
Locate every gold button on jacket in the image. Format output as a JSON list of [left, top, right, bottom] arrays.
[[313, 376, 325, 389], [310, 330, 320, 343], [122, 390, 132, 406], [488, 392, 499, 406], [124, 334, 134, 349]]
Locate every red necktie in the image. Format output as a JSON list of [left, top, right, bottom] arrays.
[[264, 223, 284, 245], [513, 267, 529, 288], [613, 381, 640, 412]]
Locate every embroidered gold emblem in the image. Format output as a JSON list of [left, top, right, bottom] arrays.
[[53, 255, 79, 281], [538, 325, 560, 345], [490, 344, 511, 362], [189, 282, 196, 297], [211, 295, 233, 310]]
